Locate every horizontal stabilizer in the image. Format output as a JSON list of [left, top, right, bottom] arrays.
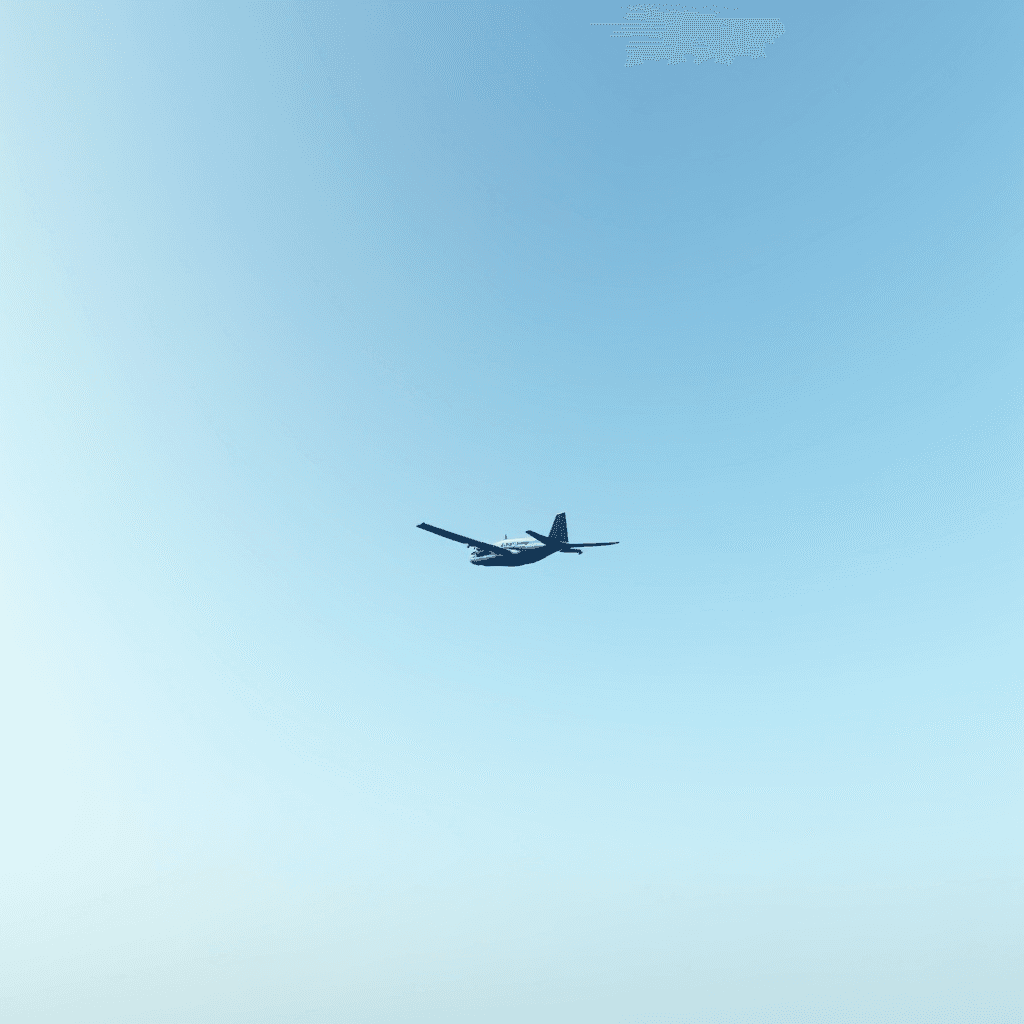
[[526, 529, 618, 550]]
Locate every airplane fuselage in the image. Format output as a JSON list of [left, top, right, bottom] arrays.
[[470, 538, 564, 567]]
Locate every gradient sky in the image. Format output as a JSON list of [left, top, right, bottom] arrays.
[[2, 3, 1022, 1022]]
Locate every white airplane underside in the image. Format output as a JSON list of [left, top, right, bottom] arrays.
[[417, 512, 618, 567]]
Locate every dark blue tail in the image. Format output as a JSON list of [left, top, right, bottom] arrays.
[[548, 512, 568, 544]]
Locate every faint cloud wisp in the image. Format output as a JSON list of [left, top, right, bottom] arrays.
[[595, 5, 785, 66]]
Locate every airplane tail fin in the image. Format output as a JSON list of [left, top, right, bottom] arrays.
[[548, 512, 568, 545]]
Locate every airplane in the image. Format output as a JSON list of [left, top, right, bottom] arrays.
[[417, 512, 618, 567]]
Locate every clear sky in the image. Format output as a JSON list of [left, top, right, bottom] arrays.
[[1, 3, 1022, 1022]]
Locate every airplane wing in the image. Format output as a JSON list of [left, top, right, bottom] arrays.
[[417, 523, 508, 557], [567, 541, 618, 547]]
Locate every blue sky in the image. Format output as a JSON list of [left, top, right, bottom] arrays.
[[1, 3, 1022, 1022]]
